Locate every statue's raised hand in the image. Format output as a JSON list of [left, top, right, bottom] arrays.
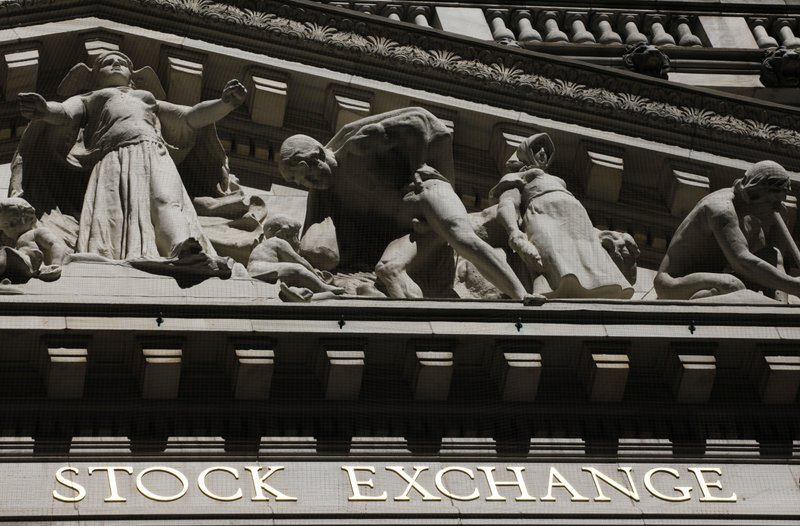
[[221, 80, 247, 107], [18, 92, 49, 120]]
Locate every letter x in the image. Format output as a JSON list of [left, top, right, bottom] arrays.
[[385, 466, 441, 501]]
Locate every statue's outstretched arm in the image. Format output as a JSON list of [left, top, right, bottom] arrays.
[[18, 93, 83, 127], [181, 79, 246, 129]]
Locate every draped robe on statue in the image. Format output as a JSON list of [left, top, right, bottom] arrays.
[[491, 168, 634, 299], [10, 86, 231, 261]]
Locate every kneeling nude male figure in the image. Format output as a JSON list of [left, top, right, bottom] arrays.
[[279, 107, 534, 301], [655, 160, 800, 300]]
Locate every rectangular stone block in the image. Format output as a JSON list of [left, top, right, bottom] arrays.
[[491, 342, 542, 401], [317, 340, 365, 400], [245, 70, 288, 128], [576, 143, 624, 203], [136, 344, 182, 399], [324, 86, 372, 132], [754, 353, 800, 404], [579, 342, 630, 402], [228, 345, 274, 400], [663, 165, 710, 218], [666, 345, 716, 403], [162, 53, 204, 106], [405, 340, 454, 401], [43, 344, 88, 399], [2, 49, 39, 101], [83, 37, 120, 63], [490, 125, 534, 176], [696, 16, 758, 49], [434, 7, 493, 41]]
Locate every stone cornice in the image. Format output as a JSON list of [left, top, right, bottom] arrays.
[[2, 0, 800, 162]]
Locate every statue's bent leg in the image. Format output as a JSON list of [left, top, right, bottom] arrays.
[[654, 271, 746, 300], [148, 143, 192, 257], [375, 234, 423, 299], [414, 180, 528, 300]]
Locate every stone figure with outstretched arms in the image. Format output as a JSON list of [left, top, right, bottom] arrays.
[[13, 51, 246, 277]]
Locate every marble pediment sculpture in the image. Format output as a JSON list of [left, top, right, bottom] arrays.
[[655, 160, 800, 302], [489, 133, 638, 299], [278, 107, 539, 302], [10, 51, 247, 279]]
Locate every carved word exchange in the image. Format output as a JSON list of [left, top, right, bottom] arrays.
[[53, 465, 737, 504]]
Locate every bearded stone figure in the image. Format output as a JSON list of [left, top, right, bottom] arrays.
[[12, 51, 246, 277]]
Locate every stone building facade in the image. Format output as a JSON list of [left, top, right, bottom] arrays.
[[1, 0, 800, 523]]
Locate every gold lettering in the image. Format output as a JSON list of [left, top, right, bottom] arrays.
[[540, 467, 590, 502], [135, 467, 189, 502], [643, 468, 691, 502], [88, 466, 133, 502], [341, 466, 387, 501], [582, 467, 640, 502], [477, 466, 536, 501], [434, 466, 480, 501], [245, 466, 298, 501], [385, 466, 440, 501], [688, 467, 736, 502], [53, 467, 86, 503], [198, 466, 243, 501]]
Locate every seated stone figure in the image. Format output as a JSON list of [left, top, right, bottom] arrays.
[[0, 197, 70, 282], [655, 160, 800, 301], [490, 133, 635, 299], [247, 215, 344, 301]]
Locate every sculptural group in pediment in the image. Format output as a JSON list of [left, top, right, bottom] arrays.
[[5, 52, 800, 305]]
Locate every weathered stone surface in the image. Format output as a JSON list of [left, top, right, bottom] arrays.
[[666, 345, 716, 403], [228, 343, 274, 400], [491, 342, 542, 401], [404, 340, 454, 400], [1, 48, 39, 101], [316, 340, 366, 400], [245, 69, 288, 127], [40, 337, 88, 399], [753, 352, 800, 404], [579, 343, 630, 402], [136, 341, 182, 399]]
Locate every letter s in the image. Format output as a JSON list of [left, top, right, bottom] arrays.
[[54, 467, 87, 502]]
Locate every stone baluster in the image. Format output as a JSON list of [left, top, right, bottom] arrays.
[[592, 13, 622, 45], [383, 4, 403, 21], [774, 19, 800, 49], [566, 12, 596, 44], [672, 16, 703, 47], [539, 11, 569, 43], [619, 14, 648, 45], [354, 3, 376, 15], [749, 18, 779, 49], [487, 10, 519, 47], [512, 10, 542, 48], [646, 15, 676, 46], [409, 6, 431, 27]]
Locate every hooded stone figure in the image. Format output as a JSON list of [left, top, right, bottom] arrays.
[[13, 51, 246, 277], [490, 133, 635, 299]]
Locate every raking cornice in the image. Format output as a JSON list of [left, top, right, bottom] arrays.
[[3, 0, 800, 165]]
